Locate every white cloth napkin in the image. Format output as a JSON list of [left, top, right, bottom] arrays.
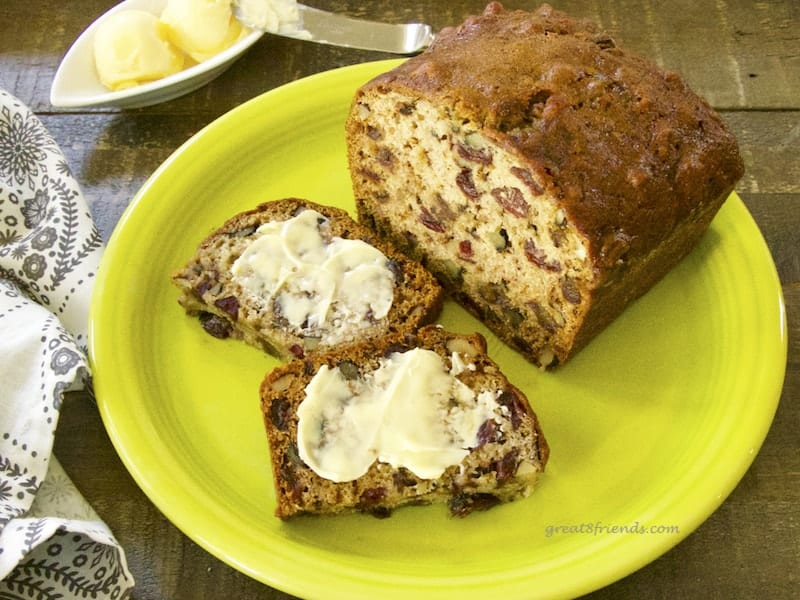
[[0, 89, 134, 598]]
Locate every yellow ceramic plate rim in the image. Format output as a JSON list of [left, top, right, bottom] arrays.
[[89, 60, 787, 599]]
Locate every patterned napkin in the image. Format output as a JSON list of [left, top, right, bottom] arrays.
[[0, 89, 134, 598]]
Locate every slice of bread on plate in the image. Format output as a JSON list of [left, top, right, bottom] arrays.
[[172, 198, 444, 361], [260, 324, 549, 519]]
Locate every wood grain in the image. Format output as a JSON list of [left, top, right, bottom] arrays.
[[4, 1, 799, 598]]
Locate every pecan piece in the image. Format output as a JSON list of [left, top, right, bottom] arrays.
[[527, 300, 559, 333], [392, 468, 418, 490], [397, 102, 415, 115]]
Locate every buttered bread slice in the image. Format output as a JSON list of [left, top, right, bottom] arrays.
[[261, 325, 549, 519], [172, 198, 444, 361]]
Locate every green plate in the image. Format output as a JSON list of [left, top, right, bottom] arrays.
[[89, 60, 787, 599]]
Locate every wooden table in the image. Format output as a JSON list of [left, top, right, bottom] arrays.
[[2, 1, 797, 598]]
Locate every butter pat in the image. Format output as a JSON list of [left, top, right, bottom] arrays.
[[160, 0, 248, 62], [231, 209, 395, 344], [297, 348, 502, 482], [234, 0, 307, 36], [93, 10, 184, 90]]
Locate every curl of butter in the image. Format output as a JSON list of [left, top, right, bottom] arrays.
[[94, 10, 185, 91], [160, 0, 248, 63]]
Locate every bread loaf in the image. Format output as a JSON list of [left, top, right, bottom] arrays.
[[172, 198, 444, 361], [345, 2, 744, 368], [261, 325, 549, 519]]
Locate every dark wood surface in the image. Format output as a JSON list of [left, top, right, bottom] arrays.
[[2, 1, 798, 598]]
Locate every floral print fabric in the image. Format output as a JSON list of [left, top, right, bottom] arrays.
[[0, 89, 134, 598]]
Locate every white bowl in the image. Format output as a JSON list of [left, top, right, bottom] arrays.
[[50, 0, 263, 109]]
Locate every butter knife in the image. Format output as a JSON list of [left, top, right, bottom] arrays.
[[234, 2, 435, 54]]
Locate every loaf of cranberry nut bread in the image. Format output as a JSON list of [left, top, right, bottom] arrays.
[[261, 325, 548, 519], [346, 3, 744, 368], [172, 198, 444, 361]]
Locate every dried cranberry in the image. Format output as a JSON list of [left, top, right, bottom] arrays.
[[510, 166, 544, 195], [523, 239, 561, 272], [561, 277, 582, 304], [269, 398, 292, 431], [458, 240, 474, 260], [491, 187, 529, 218], [193, 278, 213, 297], [419, 206, 445, 232], [214, 295, 240, 320], [359, 487, 387, 508], [198, 312, 232, 339], [448, 492, 501, 517], [376, 146, 394, 167], [456, 142, 492, 165], [456, 168, 481, 200], [498, 390, 526, 430], [491, 450, 519, 484], [475, 419, 498, 447]]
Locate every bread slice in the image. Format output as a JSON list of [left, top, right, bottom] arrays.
[[260, 324, 549, 519], [172, 198, 444, 361], [345, 3, 744, 368]]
